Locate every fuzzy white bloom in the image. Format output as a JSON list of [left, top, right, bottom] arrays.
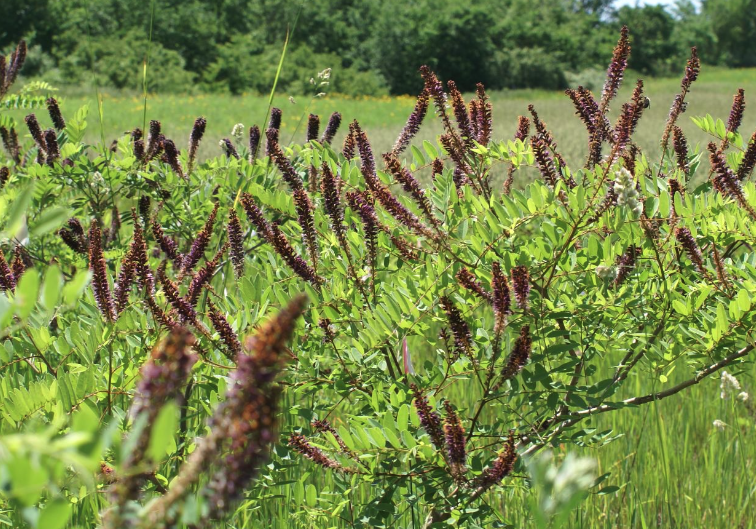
[[595, 265, 618, 282], [289, 96, 297, 105], [737, 392, 749, 402], [614, 167, 643, 216], [720, 370, 741, 400], [318, 68, 331, 80], [712, 419, 727, 431], [231, 123, 245, 140], [218, 139, 226, 149]]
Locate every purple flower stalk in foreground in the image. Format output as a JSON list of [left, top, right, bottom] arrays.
[[220, 138, 240, 159]]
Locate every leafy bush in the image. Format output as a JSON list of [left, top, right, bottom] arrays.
[[1, 28, 756, 528]]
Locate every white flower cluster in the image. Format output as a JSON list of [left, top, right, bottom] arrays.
[[595, 265, 618, 282], [720, 370, 749, 402], [231, 123, 245, 141], [614, 167, 643, 216], [712, 419, 727, 431]]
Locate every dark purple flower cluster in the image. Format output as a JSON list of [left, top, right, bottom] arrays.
[[448, 80, 474, 148], [0, 40, 26, 98], [672, 126, 689, 174], [600, 25, 630, 113], [163, 139, 184, 179], [510, 265, 530, 310], [439, 296, 473, 362], [456, 267, 493, 303], [89, 222, 117, 321], [443, 402, 467, 479], [228, 208, 245, 278], [265, 107, 283, 156], [24, 114, 46, 153], [43, 129, 60, 166], [187, 243, 227, 306], [411, 384, 445, 450], [661, 47, 700, 150], [266, 128, 305, 192], [472, 83, 493, 146], [0, 250, 16, 292], [45, 97, 65, 130], [293, 187, 319, 273], [58, 218, 88, 254], [320, 112, 341, 145], [0, 126, 20, 163], [708, 143, 756, 218], [288, 434, 346, 471], [727, 89, 745, 135], [737, 131, 756, 181], [499, 325, 531, 383], [187, 117, 206, 174], [383, 153, 438, 227], [152, 218, 184, 269], [158, 266, 201, 327], [675, 226, 706, 275], [220, 138, 240, 159], [181, 203, 219, 275], [306, 113, 320, 143], [145, 120, 164, 161], [491, 262, 512, 335], [342, 122, 357, 159], [475, 432, 517, 490], [248, 125, 261, 162], [392, 90, 429, 155], [207, 298, 242, 360]]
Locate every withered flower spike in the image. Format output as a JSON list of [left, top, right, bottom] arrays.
[[88, 222, 116, 322]]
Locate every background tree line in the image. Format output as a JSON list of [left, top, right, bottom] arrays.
[[0, 0, 752, 95]]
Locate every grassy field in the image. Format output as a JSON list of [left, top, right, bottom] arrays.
[[7, 67, 756, 528]]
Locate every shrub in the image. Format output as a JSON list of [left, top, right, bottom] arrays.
[[1, 28, 755, 528]]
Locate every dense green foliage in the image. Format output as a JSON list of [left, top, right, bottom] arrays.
[[0, 31, 755, 528], [0, 0, 751, 95]]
